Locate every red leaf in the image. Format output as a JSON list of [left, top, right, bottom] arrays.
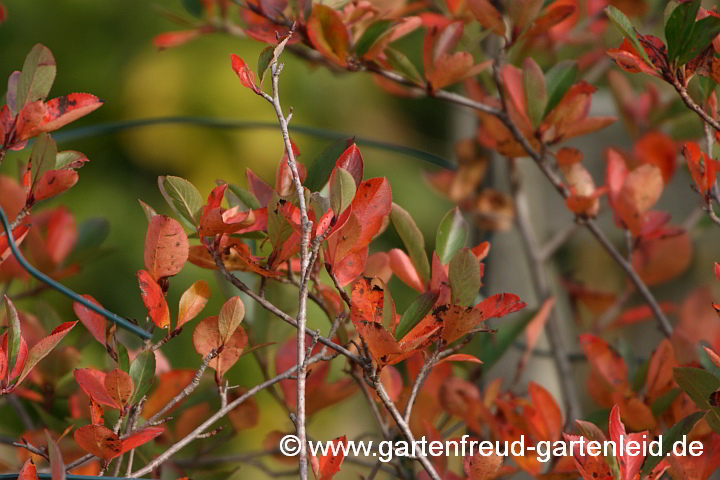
[[246, 168, 274, 207], [18, 459, 38, 480], [230, 55, 261, 94], [326, 178, 391, 286], [312, 435, 347, 480], [90, 399, 104, 426], [440, 293, 526, 343], [144, 215, 189, 281], [389, 248, 425, 292], [0, 224, 29, 265], [33, 170, 79, 202], [73, 295, 107, 346], [74, 368, 119, 409], [335, 143, 364, 187], [119, 427, 164, 456], [15, 321, 77, 387], [18, 94, 103, 140], [154, 29, 205, 49], [579, 334, 630, 396], [608, 405, 648, 480], [307, 4, 350, 67], [137, 270, 170, 328]]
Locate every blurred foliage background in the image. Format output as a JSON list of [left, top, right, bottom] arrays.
[[1, 0, 719, 478]]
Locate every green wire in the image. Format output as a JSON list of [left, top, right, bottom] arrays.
[[0, 206, 152, 340], [51, 116, 457, 171]]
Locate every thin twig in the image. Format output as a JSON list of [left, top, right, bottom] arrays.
[[129, 350, 334, 478], [372, 378, 441, 480], [672, 78, 720, 133]]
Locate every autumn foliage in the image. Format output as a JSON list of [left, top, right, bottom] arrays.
[[3, 0, 720, 479]]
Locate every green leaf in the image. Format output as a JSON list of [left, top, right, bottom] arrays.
[[436, 208, 468, 265], [382, 283, 396, 331], [651, 387, 682, 417], [449, 248, 482, 307], [390, 203, 430, 283], [631, 357, 650, 393], [30, 132, 57, 188], [605, 6, 652, 65], [257, 46, 275, 86], [642, 410, 705, 473], [472, 307, 538, 369], [664, 0, 701, 63], [354, 20, 395, 58], [116, 342, 130, 373], [395, 290, 440, 340], [16, 44, 56, 110], [17, 322, 77, 387], [304, 137, 354, 192], [385, 48, 424, 85], [66, 218, 111, 265], [129, 350, 156, 405], [159, 175, 204, 228], [688, 74, 717, 104], [267, 192, 296, 248], [543, 60, 578, 117], [182, 0, 205, 17], [4, 295, 22, 380], [523, 57, 548, 127], [329, 167, 356, 216], [677, 15, 720, 66], [674, 366, 720, 433], [227, 183, 262, 210], [55, 150, 86, 169]]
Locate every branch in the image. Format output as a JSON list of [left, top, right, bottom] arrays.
[[206, 242, 364, 364], [403, 348, 441, 424], [129, 350, 334, 478], [672, 77, 720, 133], [372, 378, 442, 480], [488, 61, 673, 338]]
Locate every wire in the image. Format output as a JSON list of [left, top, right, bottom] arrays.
[[0, 206, 152, 340]]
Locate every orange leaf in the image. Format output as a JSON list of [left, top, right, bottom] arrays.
[[142, 369, 196, 419], [192, 316, 248, 379], [104, 369, 134, 410], [73, 425, 122, 460], [467, 0, 505, 35], [137, 270, 170, 328], [464, 448, 503, 480], [144, 215, 189, 281], [307, 4, 350, 67], [228, 389, 260, 431], [177, 280, 211, 329]]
